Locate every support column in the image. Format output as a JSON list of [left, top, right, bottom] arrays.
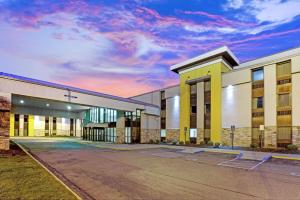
[[292, 56, 300, 146], [116, 111, 125, 144], [196, 82, 204, 143], [180, 78, 190, 142], [264, 64, 277, 148], [0, 93, 11, 150]]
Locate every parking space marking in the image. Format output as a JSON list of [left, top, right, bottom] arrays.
[[249, 155, 272, 170], [217, 153, 243, 166], [217, 153, 272, 170]]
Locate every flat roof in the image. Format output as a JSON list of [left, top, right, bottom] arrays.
[[170, 46, 239, 73], [0, 72, 159, 108], [237, 45, 300, 69]]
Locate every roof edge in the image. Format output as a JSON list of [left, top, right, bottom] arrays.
[[0, 72, 160, 109]]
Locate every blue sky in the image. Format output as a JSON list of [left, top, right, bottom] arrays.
[[0, 0, 300, 97]]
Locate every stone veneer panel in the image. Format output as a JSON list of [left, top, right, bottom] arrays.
[[141, 129, 160, 143], [197, 128, 204, 144], [0, 95, 11, 150], [166, 129, 180, 142], [292, 126, 300, 146], [116, 128, 125, 144], [222, 127, 251, 147], [264, 126, 277, 148]]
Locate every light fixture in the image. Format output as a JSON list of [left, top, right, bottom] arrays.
[[20, 100, 24, 104], [46, 103, 50, 107], [67, 105, 72, 110]]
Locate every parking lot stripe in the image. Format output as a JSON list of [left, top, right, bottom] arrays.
[[217, 153, 243, 166], [249, 155, 272, 170]]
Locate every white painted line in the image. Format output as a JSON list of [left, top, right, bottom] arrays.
[[249, 156, 272, 170], [217, 153, 243, 166]]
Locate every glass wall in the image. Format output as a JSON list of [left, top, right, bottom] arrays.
[[83, 107, 117, 143]]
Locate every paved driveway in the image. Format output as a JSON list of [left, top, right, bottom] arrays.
[[13, 137, 300, 200]]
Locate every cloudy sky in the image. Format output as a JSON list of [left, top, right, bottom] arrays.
[[0, 0, 300, 97]]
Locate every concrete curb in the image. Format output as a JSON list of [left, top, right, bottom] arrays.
[[271, 155, 300, 161], [13, 140, 82, 200], [204, 149, 241, 155]]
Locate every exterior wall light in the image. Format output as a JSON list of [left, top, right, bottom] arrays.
[[67, 105, 72, 110], [46, 103, 50, 107], [20, 100, 24, 104]]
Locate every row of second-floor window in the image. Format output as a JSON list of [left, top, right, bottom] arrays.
[[252, 94, 291, 109], [252, 60, 291, 82], [125, 110, 141, 128], [88, 107, 117, 123]]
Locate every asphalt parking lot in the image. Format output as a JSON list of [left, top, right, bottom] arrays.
[[14, 138, 300, 200]]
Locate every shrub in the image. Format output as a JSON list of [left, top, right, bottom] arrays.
[[149, 139, 154, 144], [199, 141, 205, 146], [155, 139, 160, 144], [179, 141, 184, 145], [214, 142, 221, 148], [207, 141, 214, 146], [222, 142, 228, 146], [172, 139, 177, 145], [185, 141, 190, 145], [287, 144, 298, 151], [250, 143, 258, 149]]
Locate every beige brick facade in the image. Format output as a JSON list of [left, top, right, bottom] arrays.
[[292, 126, 300, 146], [166, 129, 180, 142], [197, 128, 204, 144], [0, 95, 10, 150], [116, 128, 125, 144], [264, 126, 277, 148], [222, 127, 252, 147], [141, 129, 160, 143]]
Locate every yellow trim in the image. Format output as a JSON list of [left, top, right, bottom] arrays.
[[28, 115, 34, 136], [205, 149, 240, 155], [272, 155, 300, 161], [13, 140, 82, 200], [179, 62, 230, 143], [10, 114, 14, 136]]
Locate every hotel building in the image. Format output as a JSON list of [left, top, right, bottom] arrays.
[[0, 46, 300, 150]]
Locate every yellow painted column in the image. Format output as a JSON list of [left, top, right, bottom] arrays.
[[179, 63, 229, 143], [28, 115, 34, 136], [180, 77, 190, 142], [9, 114, 14, 136], [210, 66, 222, 143]]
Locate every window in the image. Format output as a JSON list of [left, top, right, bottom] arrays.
[[190, 129, 197, 138], [277, 61, 291, 77], [252, 68, 264, 81], [191, 106, 197, 114], [252, 97, 263, 109], [204, 81, 211, 91], [190, 84, 197, 94], [160, 129, 166, 137], [205, 104, 211, 114], [278, 94, 290, 107]]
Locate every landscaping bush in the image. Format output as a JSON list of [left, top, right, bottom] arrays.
[[149, 139, 154, 144], [185, 141, 190, 145], [287, 144, 298, 151], [172, 140, 177, 145], [214, 142, 221, 148], [222, 142, 228, 146], [179, 141, 184, 145], [199, 141, 205, 146], [155, 139, 160, 144], [250, 143, 258, 149], [207, 141, 214, 146]]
